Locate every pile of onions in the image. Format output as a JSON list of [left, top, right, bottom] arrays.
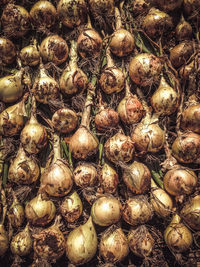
[[0, 37, 16, 65], [181, 104, 200, 133], [73, 162, 98, 188]]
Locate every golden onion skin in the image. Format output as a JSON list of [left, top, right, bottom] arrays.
[[0, 37, 16, 65], [8, 201, 24, 228], [95, 108, 119, 131], [99, 162, 119, 194], [52, 108, 78, 133], [73, 163, 98, 188], [20, 44, 40, 67], [181, 104, 200, 133], [175, 15, 192, 41], [170, 41, 194, 68]]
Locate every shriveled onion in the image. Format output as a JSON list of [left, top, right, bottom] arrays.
[[73, 162, 97, 188], [99, 162, 119, 194], [170, 41, 194, 68], [0, 37, 16, 65]]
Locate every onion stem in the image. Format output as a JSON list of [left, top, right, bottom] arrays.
[[61, 139, 73, 170], [151, 170, 164, 189], [115, 7, 122, 30]]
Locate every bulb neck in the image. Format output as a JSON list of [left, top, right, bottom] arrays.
[[115, 7, 123, 30], [52, 132, 61, 162]]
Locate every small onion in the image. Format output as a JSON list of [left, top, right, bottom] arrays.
[[20, 42, 40, 67], [66, 216, 97, 265], [181, 104, 200, 133], [99, 162, 119, 194], [7, 191, 24, 228], [91, 196, 121, 226], [52, 108, 78, 133], [73, 162, 98, 188], [95, 107, 119, 132], [164, 214, 193, 252], [149, 0, 183, 12], [128, 225, 154, 258], [99, 226, 129, 263], [170, 41, 194, 68], [122, 196, 153, 226], [175, 15, 192, 40], [0, 37, 16, 65]]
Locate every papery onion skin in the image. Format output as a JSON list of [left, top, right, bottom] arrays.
[[20, 44, 40, 67], [172, 132, 200, 163], [73, 162, 97, 188], [181, 104, 200, 133], [170, 41, 194, 68], [52, 108, 78, 133], [91, 196, 121, 226], [8, 201, 24, 228], [100, 162, 119, 194], [0, 37, 16, 65], [95, 108, 119, 132]]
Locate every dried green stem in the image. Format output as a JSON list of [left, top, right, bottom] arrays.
[[151, 170, 164, 189]]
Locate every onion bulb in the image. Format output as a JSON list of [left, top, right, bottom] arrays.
[[99, 226, 129, 263], [20, 40, 40, 67], [181, 104, 200, 133], [33, 216, 65, 261], [150, 76, 179, 115], [175, 15, 192, 40], [132, 0, 149, 16], [170, 41, 194, 68], [104, 132, 135, 163], [8, 145, 40, 185], [122, 161, 151, 194], [10, 224, 32, 256], [40, 35, 69, 66], [0, 37, 16, 65], [109, 7, 134, 57], [73, 162, 97, 188], [60, 191, 83, 223], [7, 190, 24, 228], [149, 0, 183, 12], [60, 40, 88, 96], [179, 58, 200, 80], [128, 225, 154, 258], [172, 132, 200, 163], [95, 106, 119, 132], [66, 216, 97, 265], [25, 193, 56, 226], [122, 196, 153, 226], [57, 0, 87, 28], [164, 214, 193, 252], [91, 196, 121, 226], [129, 53, 162, 87], [181, 195, 200, 230], [99, 162, 119, 194]]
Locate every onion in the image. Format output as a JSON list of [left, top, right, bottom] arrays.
[[99, 226, 129, 263], [123, 161, 151, 194], [175, 15, 192, 40], [59, 40, 88, 96], [20, 40, 40, 67], [179, 58, 200, 80], [129, 53, 162, 87], [25, 193, 56, 226], [7, 190, 24, 228], [33, 216, 65, 261], [104, 132, 135, 163], [8, 145, 40, 185], [66, 216, 97, 265], [32, 63, 60, 104], [181, 195, 200, 230], [30, 1, 57, 29], [69, 83, 99, 159], [60, 191, 83, 223], [52, 107, 78, 133], [99, 47, 125, 94], [122, 196, 153, 226], [132, 0, 149, 16], [150, 76, 179, 116], [164, 214, 193, 252], [95, 106, 119, 132], [109, 7, 135, 57], [170, 41, 194, 68], [149, 0, 183, 11], [0, 188, 9, 256], [73, 162, 98, 188], [40, 132, 73, 197], [91, 196, 121, 226], [10, 224, 32, 256], [172, 132, 200, 163], [40, 35, 69, 66], [99, 162, 119, 194], [181, 104, 200, 133], [57, 0, 87, 28], [163, 166, 197, 196], [128, 225, 154, 258], [183, 0, 200, 19], [117, 80, 144, 125], [0, 37, 16, 65]]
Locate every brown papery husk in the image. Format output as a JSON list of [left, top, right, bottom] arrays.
[[95, 106, 119, 132], [73, 162, 98, 188]]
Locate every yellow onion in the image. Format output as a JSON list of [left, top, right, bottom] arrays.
[[7, 190, 24, 228], [181, 195, 200, 230], [149, 0, 183, 12], [0, 93, 28, 136], [184, 0, 200, 19], [99, 47, 125, 94], [40, 35, 69, 66], [33, 216, 65, 261], [132, 0, 149, 16], [129, 53, 162, 87], [30, 1, 57, 29], [60, 191, 83, 223], [41, 132, 73, 197], [0, 37, 16, 65], [122, 196, 153, 226], [123, 161, 151, 194], [60, 40, 88, 96], [0, 68, 24, 103], [8, 145, 40, 185], [175, 15, 192, 40], [20, 41, 40, 67], [73, 162, 97, 188], [99, 162, 119, 194], [110, 7, 134, 57], [117, 81, 144, 125], [143, 8, 173, 38], [95, 106, 119, 132], [91, 196, 121, 226], [99, 226, 129, 263], [150, 179, 173, 218], [128, 225, 154, 258], [52, 107, 78, 133], [181, 104, 200, 133], [164, 214, 193, 252], [57, 0, 87, 28], [10, 224, 32, 256], [170, 41, 194, 68], [172, 132, 200, 163], [32, 63, 60, 104], [150, 76, 179, 115], [1, 4, 30, 38], [163, 166, 197, 196], [66, 216, 97, 265], [104, 132, 135, 163], [25, 193, 56, 226], [20, 96, 48, 154]]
